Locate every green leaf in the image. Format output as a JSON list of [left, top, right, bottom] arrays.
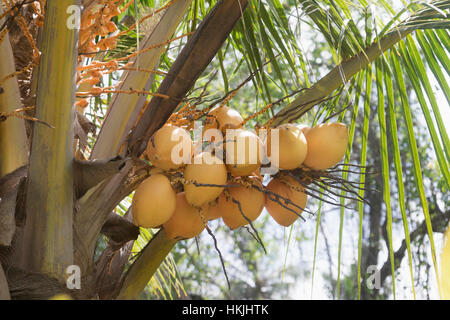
[[400, 36, 450, 186], [390, 50, 442, 298], [375, 58, 396, 299], [356, 67, 371, 300], [425, 29, 450, 74], [311, 191, 323, 299], [382, 54, 416, 299], [416, 30, 450, 105]]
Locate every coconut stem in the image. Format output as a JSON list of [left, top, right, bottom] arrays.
[[226, 191, 267, 254]]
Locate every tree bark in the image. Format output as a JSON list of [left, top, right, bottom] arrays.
[[0, 264, 10, 300]]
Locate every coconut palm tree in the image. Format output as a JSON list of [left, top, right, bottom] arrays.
[[0, 0, 448, 300]]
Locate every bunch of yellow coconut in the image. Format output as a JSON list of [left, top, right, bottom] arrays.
[[131, 106, 349, 240]]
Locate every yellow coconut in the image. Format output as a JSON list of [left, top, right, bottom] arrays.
[[132, 174, 176, 228], [223, 129, 262, 176], [204, 106, 243, 132], [296, 123, 311, 135], [146, 124, 193, 170], [218, 177, 265, 230], [183, 152, 228, 206], [202, 106, 244, 144], [205, 199, 222, 221], [265, 123, 308, 170], [303, 123, 348, 170], [163, 192, 205, 240], [265, 176, 307, 227]]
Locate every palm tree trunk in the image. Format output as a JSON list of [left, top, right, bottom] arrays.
[[18, 0, 80, 282], [0, 264, 10, 299]]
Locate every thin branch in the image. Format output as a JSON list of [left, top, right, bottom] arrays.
[[379, 207, 450, 286]]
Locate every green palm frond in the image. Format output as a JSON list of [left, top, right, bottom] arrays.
[[375, 58, 396, 299], [383, 55, 416, 299], [243, 0, 449, 299], [130, 228, 186, 299]]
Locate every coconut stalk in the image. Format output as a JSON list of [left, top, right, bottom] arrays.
[[0, 5, 28, 178], [271, 29, 413, 125], [116, 229, 176, 300], [18, 0, 80, 281], [91, 0, 193, 160]]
